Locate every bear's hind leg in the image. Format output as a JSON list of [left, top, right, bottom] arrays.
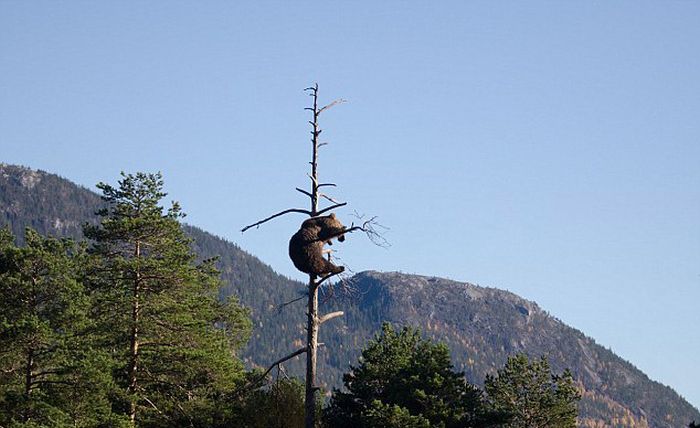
[[322, 258, 344, 275]]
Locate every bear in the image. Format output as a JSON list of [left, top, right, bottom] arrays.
[[288, 213, 346, 276]]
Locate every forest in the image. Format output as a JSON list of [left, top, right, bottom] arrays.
[[0, 171, 582, 428]]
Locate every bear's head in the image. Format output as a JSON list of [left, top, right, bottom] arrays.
[[318, 213, 346, 243]]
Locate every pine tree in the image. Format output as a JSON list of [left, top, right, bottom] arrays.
[[238, 378, 310, 428], [484, 354, 580, 428], [84, 172, 251, 427], [0, 228, 116, 427], [324, 323, 503, 428]]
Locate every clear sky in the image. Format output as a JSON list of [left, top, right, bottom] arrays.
[[1, 1, 698, 409]]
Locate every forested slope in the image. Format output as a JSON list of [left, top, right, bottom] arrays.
[[1, 163, 698, 427]]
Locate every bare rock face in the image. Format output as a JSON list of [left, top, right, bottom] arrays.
[[0, 164, 103, 243], [20, 169, 42, 189]]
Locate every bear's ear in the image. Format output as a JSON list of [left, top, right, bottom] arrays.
[[329, 213, 336, 218]]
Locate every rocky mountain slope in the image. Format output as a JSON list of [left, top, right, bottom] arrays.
[[1, 163, 698, 427]]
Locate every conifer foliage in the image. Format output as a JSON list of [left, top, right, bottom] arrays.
[[0, 228, 114, 426], [484, 354, 580, 428], [324, 323, 503, 428], [83, 172, 250, 426], [238, 378, 309, 428]]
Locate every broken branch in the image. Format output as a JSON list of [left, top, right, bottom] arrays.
[[319, 311, 344, 324]]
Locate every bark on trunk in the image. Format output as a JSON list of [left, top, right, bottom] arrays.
[[305, 83, 320, 428], [127, 240, 141, 425], [23, 348, 34, 422], [305, 278, 319, 428]]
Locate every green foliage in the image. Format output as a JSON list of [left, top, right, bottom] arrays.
[[325, 323, 502, 428], [484, 353, 580, 428], [237, 378, 309, 428], [0, 228, 118, 427], [83, 172, 251, 426], [360, 401, 431, 428]]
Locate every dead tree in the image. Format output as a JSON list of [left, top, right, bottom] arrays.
[[242, 84, 376, 428]]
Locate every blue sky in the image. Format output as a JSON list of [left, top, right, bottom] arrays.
[[2, 1, 698, 409]]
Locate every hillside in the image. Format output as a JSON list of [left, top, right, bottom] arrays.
[[326, 272, 699, 427], [1, 163, 698, 427]]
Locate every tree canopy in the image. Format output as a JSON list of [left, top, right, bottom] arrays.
[[324, 323, 504, 428], [0, 228, 116, 427], [484, 353, 580, 428], [84, 172, 251, 426]]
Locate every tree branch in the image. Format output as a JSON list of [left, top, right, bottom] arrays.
[[346, 214, 391, 248], [316, 203, 347, 216], [241, 208, 312, 232], [319, 311, 344, 324], [320, 193, 342, 204], [248, 347, 307, 390], [31, 369, 64, 378], [141, 394, 168, 419], [32, 380, 74, 387], [296, 187, 313, 199], [318, 98, 347, 114], [316, 271, 343, 287], [277, 294, 307, 313], [307, 173, 318, 186]]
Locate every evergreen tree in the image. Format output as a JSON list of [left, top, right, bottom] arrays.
[[484, 353, 580, 428], [238, 378, 309, 428], [84, 172, 251, 427], [324, 323, 503, 428], [0, 228, 117, 427]]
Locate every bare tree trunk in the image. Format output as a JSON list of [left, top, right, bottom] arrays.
[[310, 84, 320, 216], [305, 278, 319, 428], [241, 84, 356, 428], [127, 240, 141, 426], [305, 84, 321, 428], [23, 276, 39, 423]]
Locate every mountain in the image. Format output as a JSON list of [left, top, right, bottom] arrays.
[[1, 163, 698, 428], [328, 272, 699, 427]]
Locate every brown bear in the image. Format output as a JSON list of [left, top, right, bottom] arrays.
[[288, 213, 346, 276]]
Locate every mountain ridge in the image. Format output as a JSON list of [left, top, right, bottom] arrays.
[[1, 163, 697, 427]]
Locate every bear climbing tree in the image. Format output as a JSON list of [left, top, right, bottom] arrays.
[[289, 213, 346, 276], [242, 84, 384, 428]]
